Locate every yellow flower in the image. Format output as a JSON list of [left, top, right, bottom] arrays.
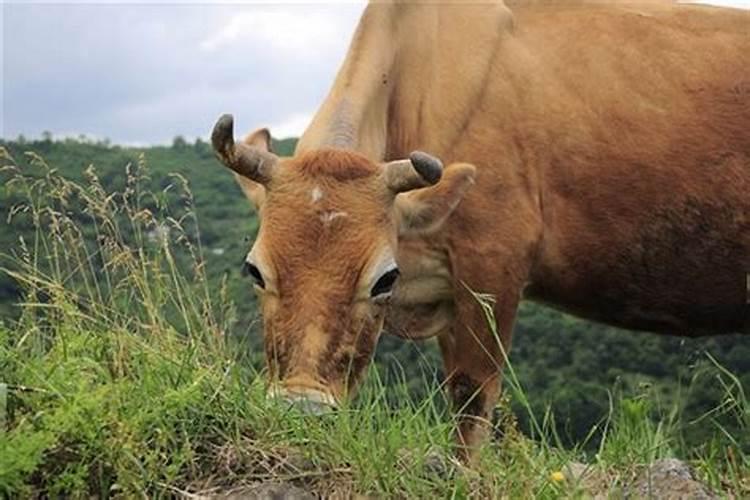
[[550, 471, 566, 483]]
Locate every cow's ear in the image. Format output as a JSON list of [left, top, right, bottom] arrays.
[[234, 128, 273, 209], [245, 127, 274, 153], [395, 163, 476, 236]]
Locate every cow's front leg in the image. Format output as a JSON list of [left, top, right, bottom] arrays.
[[438, 285, 520, 462]]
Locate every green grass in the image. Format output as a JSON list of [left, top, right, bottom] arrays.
[[0, 147, 747, 497]]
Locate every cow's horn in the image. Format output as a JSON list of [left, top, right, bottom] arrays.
[[384, 151, 443, 193], [211, 113, 277, 185]]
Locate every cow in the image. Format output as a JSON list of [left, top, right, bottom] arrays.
[[211, 0, 750, 460]]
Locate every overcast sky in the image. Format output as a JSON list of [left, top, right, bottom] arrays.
[[2, 0, 748, 145]]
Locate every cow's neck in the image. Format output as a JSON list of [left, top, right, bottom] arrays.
[[295, 3, 397, 160], [295, 1, 515, 162]]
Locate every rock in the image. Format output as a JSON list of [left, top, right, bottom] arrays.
[[562, 461, 610, 498], [396, 445, 458, 479], [628, 458, 716, 499], [422, 447, 458, 478], [564, 461, 593, 482]]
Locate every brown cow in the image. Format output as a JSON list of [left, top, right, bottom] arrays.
[[211, 0, 750, 459]]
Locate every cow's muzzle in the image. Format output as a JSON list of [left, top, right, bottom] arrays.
[[268, 386, 339, 415]]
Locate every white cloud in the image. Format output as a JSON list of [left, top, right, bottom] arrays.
[[2, 2, 363, 144], [270, 112, 314, 139], [200, 7, 361, 57], [683, 0, 750, 6]]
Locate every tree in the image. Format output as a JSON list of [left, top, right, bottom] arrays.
[[194, 137, 212, 158], [172, 135, 188, 149]]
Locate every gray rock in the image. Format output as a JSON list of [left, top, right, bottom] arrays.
[[396, 445, 458, 479], [628, 458, 716, 499], [422, 447, 458, 478], [562, 461, 610, 498], [564, 461, 593, 482]]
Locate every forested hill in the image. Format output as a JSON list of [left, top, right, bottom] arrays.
[[1, 136, 748, 451]]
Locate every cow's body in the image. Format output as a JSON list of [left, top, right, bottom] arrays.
[[300, 0, 750, 338], [300, 0, 749, 451], [217, 0, 750, 458]]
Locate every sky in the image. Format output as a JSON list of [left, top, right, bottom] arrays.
[[1, 0, 748, 145]]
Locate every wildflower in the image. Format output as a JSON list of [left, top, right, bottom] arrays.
[[550, 471, 566, 483]]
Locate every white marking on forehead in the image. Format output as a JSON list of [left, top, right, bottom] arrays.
[[320, 210, 348, 224], [310, 186, 323, 203]]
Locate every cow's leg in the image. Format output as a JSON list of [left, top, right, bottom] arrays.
[[435, 154, 541, 461], [438, 277, 522, 462]]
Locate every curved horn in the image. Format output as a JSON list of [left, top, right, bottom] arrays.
[[211, 113, 278, 185], [384, 151, 443, 193]]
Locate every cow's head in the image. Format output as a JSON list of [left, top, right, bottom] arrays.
[[212, 114, 475, 412]]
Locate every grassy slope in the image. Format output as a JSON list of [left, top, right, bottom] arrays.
[[0, 144, 748, 496]]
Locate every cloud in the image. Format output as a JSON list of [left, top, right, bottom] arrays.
[[682, 0, 750, 6], [200, 10, 344, 57], [2, 2, 364, 144], [270, 112, 315, 139]]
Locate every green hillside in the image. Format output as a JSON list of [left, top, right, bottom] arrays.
[[0, 138, 748, 496]]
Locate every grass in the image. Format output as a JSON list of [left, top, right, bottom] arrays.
[[0, 147, 748, 497]]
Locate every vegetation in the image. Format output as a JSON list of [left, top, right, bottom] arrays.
[[0, 139, 748, 496]]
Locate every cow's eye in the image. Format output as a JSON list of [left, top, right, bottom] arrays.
[[371, 268, 400, 299], [242, 261, 265, 289]]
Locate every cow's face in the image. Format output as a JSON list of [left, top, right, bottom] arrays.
[[211, 115, 475, 411]]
